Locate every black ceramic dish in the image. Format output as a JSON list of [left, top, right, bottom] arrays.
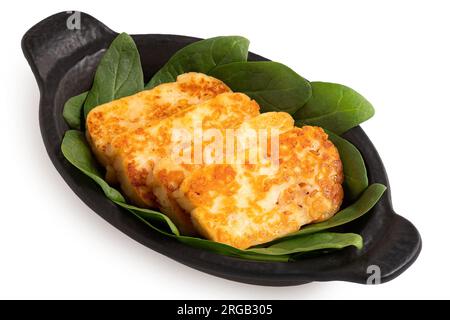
[[22, 12, 421, 286]]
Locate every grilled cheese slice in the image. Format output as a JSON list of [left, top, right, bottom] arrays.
[[112, 92, 260, 234], [86, 72, 231, 186], [175, 121, 344, 249]]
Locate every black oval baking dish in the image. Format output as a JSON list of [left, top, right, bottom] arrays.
[[22, 11, 421, 286]]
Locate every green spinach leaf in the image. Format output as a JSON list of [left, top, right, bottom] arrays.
[[114, 201, 180, 236], [63, 91, 88, 130], [294, 82, 374, 134], [327, 130, 368, 201], [209, 61, 312, 114], [146, 36, 249, 89], [61, 130, 125, 202], [247, 232, 363, 255], [176, 236, 290, 262], [84, 33, 144, 118]]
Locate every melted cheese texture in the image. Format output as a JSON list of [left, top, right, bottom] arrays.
[[86, 73, 344, 248]]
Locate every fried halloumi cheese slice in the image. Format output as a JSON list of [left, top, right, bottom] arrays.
[[149, 107, 291, 238], [156, 111, 295, 234], [111, 92, 260, 234], [85, 72, 231, 185], [174, 119, 344, 249]]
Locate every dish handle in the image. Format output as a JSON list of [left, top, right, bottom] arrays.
[[357, 211, 422, 284], [21, 11, 115, 89]]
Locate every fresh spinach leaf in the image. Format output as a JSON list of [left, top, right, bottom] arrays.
[[63, 91, 88, 130], [326, 130, 368, 201], [146, 36, 249, 89], [209, 61, 312, 114], [176, 236, 290, 262], [294, 82, 374, 135], [278, 183, 386, 239], [114, 201, 180, 236], [61, 130, 125, 202], [247, 232, 363, 255], [84, 33, 144, 118]]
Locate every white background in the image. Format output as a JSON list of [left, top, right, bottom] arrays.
[[0, 0, 448, 299]]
